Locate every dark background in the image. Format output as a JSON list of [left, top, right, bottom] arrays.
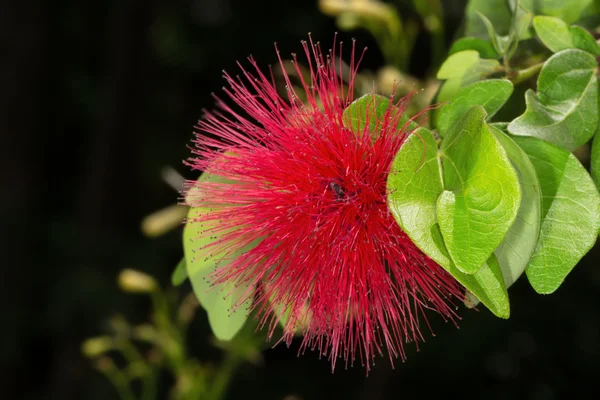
[[1, 0, 599, 399]]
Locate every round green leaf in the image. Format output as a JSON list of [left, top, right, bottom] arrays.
[[438, 107, 521, 275], [342, 94, 418, 134], [508, 49, 599, 151], [171, 258, 188, 286], [436, 79, 513, 136], [437, 51, 481, 80], [514, 136, 600, 294], [489, 127, 541, 288], [183, 172, 255, 341], [570, 26, 600, 56], [533, 16, 573, 52], [387, 127, 509, 318], [533, 16, 600, 55]]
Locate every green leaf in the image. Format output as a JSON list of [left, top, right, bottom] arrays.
[[539, 0, 593, 24], [183, 172, 255, 341], [533, 16, 573, 52], [533, 16, 600, 55], [436, 51, 481, 80], [570, 26, 600, 56], [489, 127, 541, 288], [342, 94, 418, 133], [514, 137, 600, 293], [505, 5, 533, 59], [476, 12, 510, 55], [449, 37, 499, 59], [171, 258, 188, 286], [466, 0, 512, 37], [387, 127, 509, 318], [438, 107, 521, 274], [592, 128, 600, 189], [436, 79, 513, 136], [436, 51, 501, 102], [508, 49, 599, 151]]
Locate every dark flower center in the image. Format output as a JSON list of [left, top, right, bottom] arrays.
[[329, 181, 345, 200]]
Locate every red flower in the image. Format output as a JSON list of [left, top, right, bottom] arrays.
[[185, 36, 464, 371]]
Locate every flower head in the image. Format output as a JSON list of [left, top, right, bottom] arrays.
[[185, 36, 464, 371]]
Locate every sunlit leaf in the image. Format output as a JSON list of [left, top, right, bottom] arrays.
[[437, 107, 521, 274], [437, 79, 513, 136], [387, 127, 510, 317]]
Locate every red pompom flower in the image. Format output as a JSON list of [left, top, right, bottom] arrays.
[[185, 37, 464, 371]]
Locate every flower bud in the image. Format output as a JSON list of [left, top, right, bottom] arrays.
[[81, 336, 113, 358], [118, 269, 158, 293], [141, 204, 188, 238]]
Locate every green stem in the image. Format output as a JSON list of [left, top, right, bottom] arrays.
[[141, 366, 158, 400], [510, 61, 544, 84], [100, 365, 137, 400], [209, 353, 243, 400]]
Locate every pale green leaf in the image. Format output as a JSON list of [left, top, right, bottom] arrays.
[[387, 127, 510, 318], [183, 172, 255, 341], [438, 107, 521, 274], [533, 16, 573, 52], [489, 127, 541, 288], [437, 51, 480, 80], [436, 51, 500, 102], [342, 94, 418, 133], [437, 79, 513, 136]]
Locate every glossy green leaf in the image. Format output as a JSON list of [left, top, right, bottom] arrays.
[[449, 37, 499, 59], [437, 79, 513, 136], [438, 107, 521, 274], [183, 172, 254, 341], [514, 137, 600, 293], [592, 128, 600, 189], [533, 16, 573, 52], [387, 127, 509, 318], [171, 258, 188, 286], [489, 127, 541, 288], [508, 49, 599, 151], [342, 94, 418, 133]]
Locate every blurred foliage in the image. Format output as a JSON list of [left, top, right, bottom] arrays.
[[1, 0, 600, 399]]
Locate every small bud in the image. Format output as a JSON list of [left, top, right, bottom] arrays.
[[134, 324, 158, 342], [118, 269, 158, 293], [318, 0, 347, 16], [377, 66, 418, 96], [141, 204, 188, 238], [81, 336, 113, 358]]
